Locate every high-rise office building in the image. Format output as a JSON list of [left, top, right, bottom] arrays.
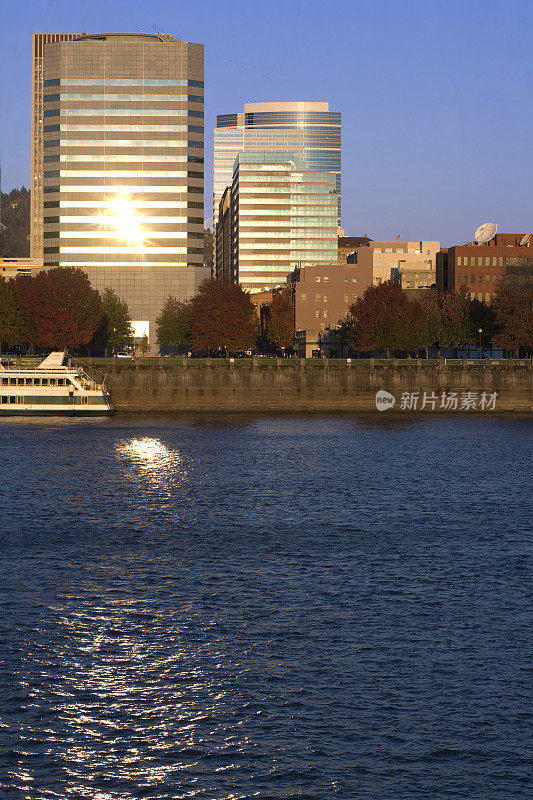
[[216, 152, 338, 293], [213, 102, 341, 229], [32, 32, 208, 346]]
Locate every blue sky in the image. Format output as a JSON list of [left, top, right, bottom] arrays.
[[0, 0, 531, 245]]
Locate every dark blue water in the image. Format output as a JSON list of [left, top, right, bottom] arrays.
[[0, 414, 531, 799]]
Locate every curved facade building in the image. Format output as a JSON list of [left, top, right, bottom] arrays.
[[213, 101, 341, 228]]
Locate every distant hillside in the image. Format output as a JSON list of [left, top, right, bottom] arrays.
[[0, 187, 30, 257]]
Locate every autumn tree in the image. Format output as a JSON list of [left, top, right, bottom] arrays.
[[491, 284, 533, 355], [416, 290, 446, 357], [190, 279, 257, 354], [348, 280, 423, 356], [0, 280, 25, 351], [268, 289, 294, 353], [101, 287, 133, 353], [439, 289, 472, 354], [155, 294, 192, 350], [17, 267, 102, 350]]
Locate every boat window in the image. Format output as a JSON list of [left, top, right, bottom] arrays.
[[81, 396, 88, 404], [17, 396, 24, 404], [2, 378, 7, 386], [26, 378, 32, 386], [1, 396, 7, 404], [42, 378, 49, 386], [57, 378, 64, 386], [9, 396, 16, 404], [34, 378, 41, 386], [9, 378, 17, 386], [18, 378, 24, 385], [49, 378, 56, 386]]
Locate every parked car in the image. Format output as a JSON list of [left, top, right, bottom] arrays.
[[116, 351, 132, 358]]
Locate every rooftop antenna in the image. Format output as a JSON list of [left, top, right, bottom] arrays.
[[519, 233, 531, 246], [474, 222, 497, 244]]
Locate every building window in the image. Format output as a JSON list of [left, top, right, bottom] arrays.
[[323, 310, 329, 319], [485, 257, 490, 266], [477, 257, 482, 266], [344, 295, 349, 302], [471, 275, 476, 282], [374, 261, 382, 267], [478, 275, 482, 283], [485, 274, 490, 282], [493, 257, 497, 266], [315, 276, 321, 282], [315, 294, 321, 302], [323, 295, 328, 302], [352, 295, 357, 302], [485, 292, 491, 301], [323, 276, 329, 283], [471, 257, 476, 266], [344, 277, 350, 282], [499, 257, 503, 266], [301, 293, 307, 301], [457, 257, 462, 266], [492, 275, 497, 282], [374, 248, 381, 253], [315, 309, 321, 318], [352, 277, 358, 282]]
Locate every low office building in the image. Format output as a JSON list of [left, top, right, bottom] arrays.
[[367, 240, 439, 286], [337, 235, 372, 263], [436, 233, 533, 300], [0, 257, 43, 281], [288, 261, 372, 357], [218, 151, 338, 293]]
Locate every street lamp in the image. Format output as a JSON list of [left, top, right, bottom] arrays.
[[478, 327, 483, 359]]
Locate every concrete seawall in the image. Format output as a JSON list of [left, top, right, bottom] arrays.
[[102, 361, 533, 413]]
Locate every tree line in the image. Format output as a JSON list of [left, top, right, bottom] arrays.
[[344, 280, 533, 357], [0, 267, 145, 354]]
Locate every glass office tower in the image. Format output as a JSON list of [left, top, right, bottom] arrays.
[[213, 102, 341, 228], [33, 32, 208, 347], [218, 152, 338, 293]]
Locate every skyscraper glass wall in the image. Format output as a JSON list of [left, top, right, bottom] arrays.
[[33, 32, 208, 345], [213, 102, 341, 229], [226, 152, 338, 293]]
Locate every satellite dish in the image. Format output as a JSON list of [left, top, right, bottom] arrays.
[[474, 222, 497, 244], [520, 233, 531, 246]]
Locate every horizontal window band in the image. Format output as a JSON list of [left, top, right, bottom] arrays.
[[59, 231, 189, 239], [49, 262, 190, 267], [60, 247, 189, 253], [57, 125, 202, 132], [51, 170, 192, 177], [57, 186, 197, 193], [56, 216, 190, 223], [58, 200, 191, 208], [53, 155, 204, 165], [45, 93, 204, 103], [57, 79, 204, 87]]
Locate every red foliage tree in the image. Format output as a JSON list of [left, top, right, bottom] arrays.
[[268, 289, 294, 352], [347, 280, 424, 356], [491, 284, 533, 355], [190, 279, 257, 353], [13, 267, 102, 349]]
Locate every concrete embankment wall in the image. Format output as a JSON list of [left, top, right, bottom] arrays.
[[102, 361, 533, 413]]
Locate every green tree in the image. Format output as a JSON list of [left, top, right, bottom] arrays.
[[0, 280, 25, 351], [156, 295, 192, 350], [139, 334, 150, 355], [268, 289, 294, 353], [203, 228, 214, 270], [190, 279, 257, 354], [0, 187, 30, 257], [101, 287, 133, 354]]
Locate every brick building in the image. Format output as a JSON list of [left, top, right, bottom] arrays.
[[436, 233, 533, 300]]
